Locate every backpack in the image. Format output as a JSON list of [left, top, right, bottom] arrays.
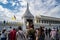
[[18, 31, 25, 39], [28, 29, 35, 40]]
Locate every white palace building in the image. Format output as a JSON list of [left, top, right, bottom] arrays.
[[0, 3, 60, 31], [22, 3, 60, 29]]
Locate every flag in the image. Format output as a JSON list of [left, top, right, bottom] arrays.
[[12, 15, 16, 20]]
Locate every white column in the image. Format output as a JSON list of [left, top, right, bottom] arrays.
[[22, 18, 26, 31]]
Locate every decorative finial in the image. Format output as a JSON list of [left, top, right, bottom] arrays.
[[27, 2, 29, 10]]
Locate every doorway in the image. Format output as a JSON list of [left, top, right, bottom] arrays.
[[27, 19, 33, 25]]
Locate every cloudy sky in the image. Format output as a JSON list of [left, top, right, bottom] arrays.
[[0, 0, 60, 22]]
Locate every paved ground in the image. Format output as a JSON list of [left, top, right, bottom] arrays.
[[45, 34, 60, 40]]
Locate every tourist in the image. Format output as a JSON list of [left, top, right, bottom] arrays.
[[7, 26, 12, 40], [38, 27, 45, 40], [7, 26, 12, 32], [35, 29, 39, 40], [1, 29, 7, 40], [56, 28, 59, 40], [16, 26, 25, 40], [48, 28, 51, 37], [50, 29, 56, 40], [25, 26, 30, 40], [45, 28, 48, 36], [27, 24, 35, 40], [9, 28, 16, 40]]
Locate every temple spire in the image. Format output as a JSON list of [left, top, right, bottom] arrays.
[[27, 2, 29, 10], [22, 2, 34, 18]]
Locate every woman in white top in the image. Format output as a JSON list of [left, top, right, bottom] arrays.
[[1, 29, 7, 40]]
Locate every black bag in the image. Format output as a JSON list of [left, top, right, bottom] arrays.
[[18, 32, 25, 38], [38, 33, 45, 40]]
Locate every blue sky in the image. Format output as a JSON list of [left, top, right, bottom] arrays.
[[0, 0, 26, 13], [0, 0, 60, 21]]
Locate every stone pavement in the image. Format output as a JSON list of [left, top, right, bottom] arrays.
[[45, 34, 60, 40]]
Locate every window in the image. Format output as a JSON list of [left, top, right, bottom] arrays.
[[42, 20, 43, 23]]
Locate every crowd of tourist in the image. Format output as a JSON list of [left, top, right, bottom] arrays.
[[0, 25, 60, 40]]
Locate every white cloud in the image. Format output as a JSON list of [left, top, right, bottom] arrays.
[[26, 0, 59, 17], [0, 6, 4, 11], [10, 0, 60, 18], [12, 2, 16, 6], [0, 5, 14, 21], [0, 5, 26, 22], [47, 5, 60, 17], [0, 0, 60, 21], [0, 0, 26, 21], [0, 0, 8, 4]]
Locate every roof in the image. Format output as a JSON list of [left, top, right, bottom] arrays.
[[40, 15, 60, 21], [22, 3, 34, 18]]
